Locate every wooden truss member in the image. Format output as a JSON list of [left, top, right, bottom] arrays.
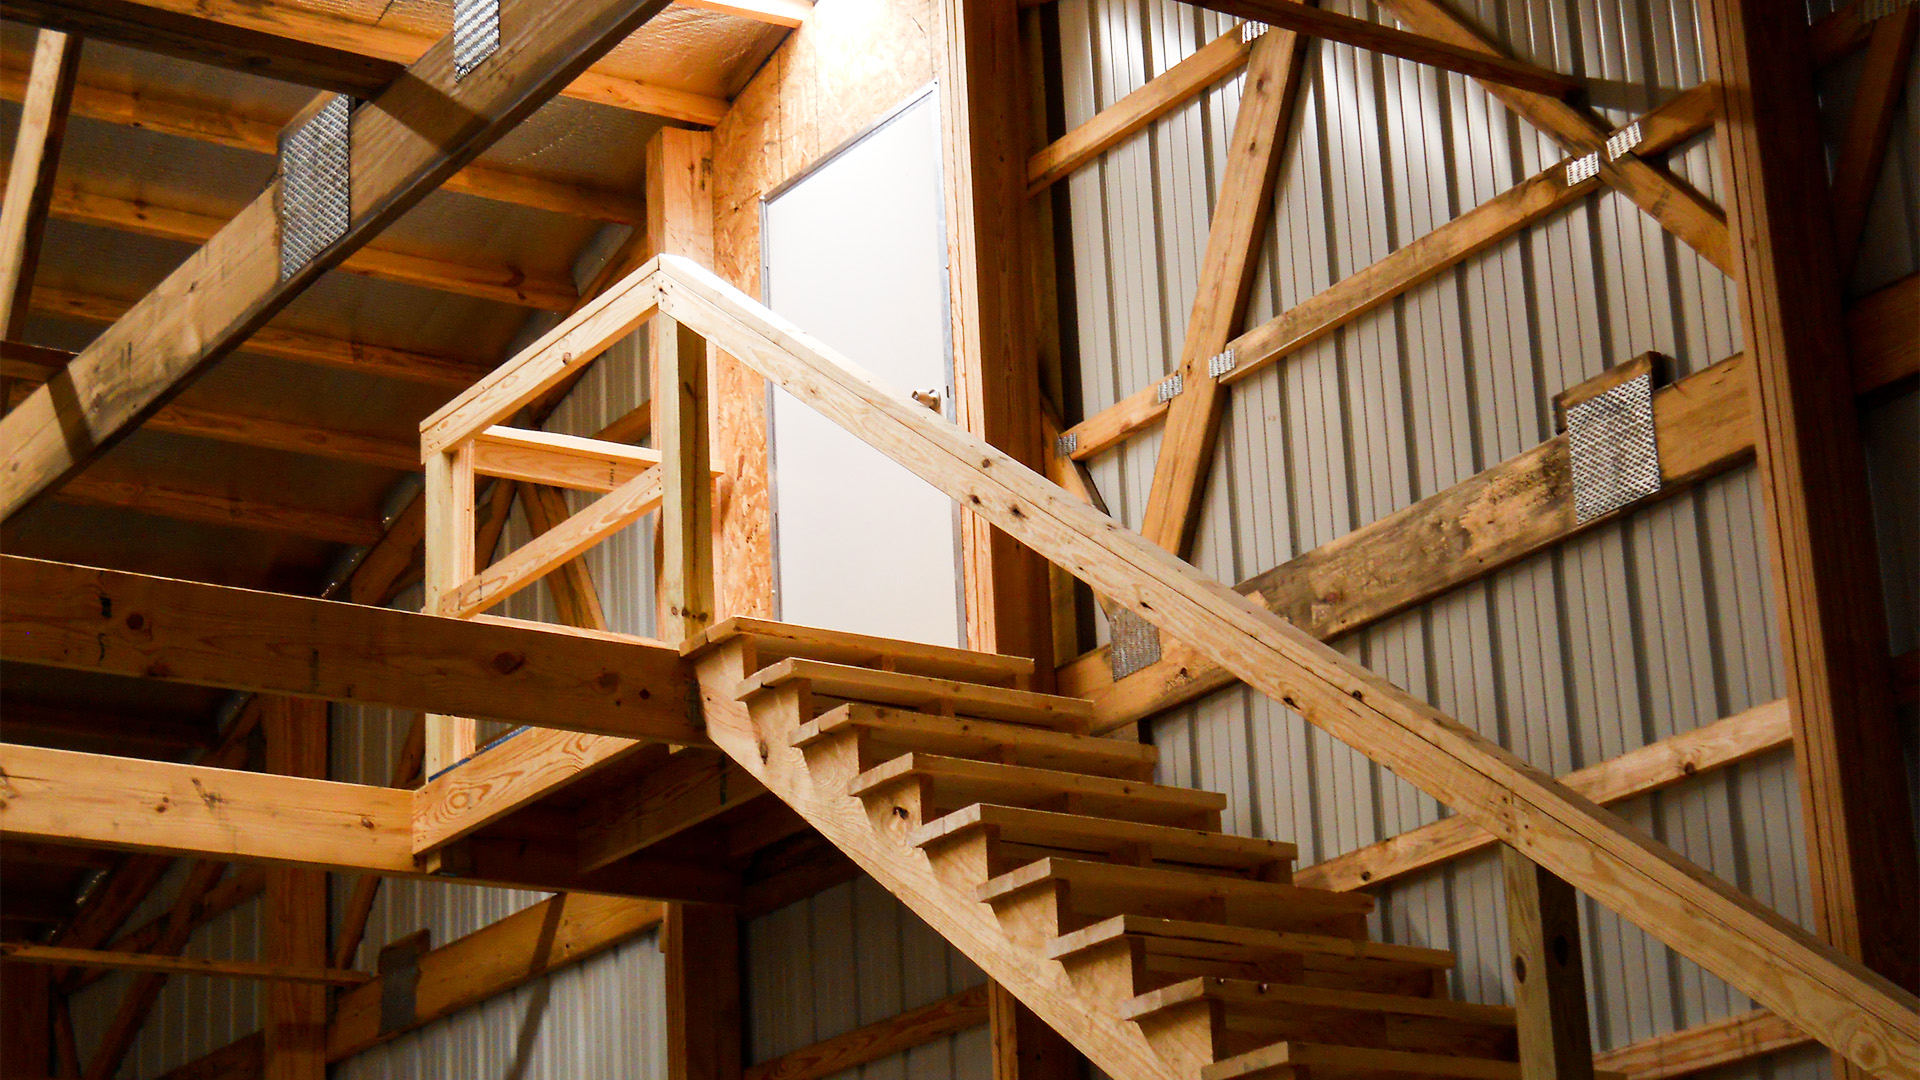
[[0, 0, 681, 521]]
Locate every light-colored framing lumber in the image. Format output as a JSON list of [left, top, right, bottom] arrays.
[[647, 254, 1918, 1076], [472, 426, 662, 490], [2, 943, 370, 987], [263, 696, 328, 1080], [0, 555, 701, 743], [0, 0, 679, 521], [0, 30, 81, 342], [1503, 848, 1596, 1078], [1701, 0, 1920, 1039]]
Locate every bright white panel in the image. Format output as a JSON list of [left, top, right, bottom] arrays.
[[765, 90, 963, 648]]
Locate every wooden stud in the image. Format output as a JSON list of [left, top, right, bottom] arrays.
[[1502, 847, 1595, 1079], [1699, 0, 1920, 1031], [0, 0, 683, 521], [424, 445, 478, 778], [990, 982, 1082, 1080], [1138, 27, 1307, 557], [520, 482, 611, 628], [937, 0, 1056, 677], [658, 314, 715, 642], [264, 696, 329, 1080], [663, 903, 743, 1080]]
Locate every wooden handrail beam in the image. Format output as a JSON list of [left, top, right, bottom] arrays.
[[471, 425, 663, 491]]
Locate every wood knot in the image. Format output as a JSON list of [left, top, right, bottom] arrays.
[[490, 652, 526, 675], [124, 612, 146, 631]]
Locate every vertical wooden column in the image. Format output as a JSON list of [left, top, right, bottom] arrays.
[[263, 696, 328, 1080], [663, 902, 742, 1080], [422, 444, 476, 778], [1501, 847, 1594, 1080], [937, 0, 1055, 680], [659, 312, 714, 642], [989, 982, 1082, 1080], [1698, 0, 1920, 1054], [646, 126, 717, 637]]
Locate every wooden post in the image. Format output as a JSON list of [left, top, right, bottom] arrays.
[[263, 696, 328, 1080], [658, 313, 714, 644], [423, 444, 476, 778], [662, 902, 741, 1080], [0, 962, 51, 1078], [937, 0, 1056, 680], [1698, 0, 1920, 1051], [989, 982, 1082, 1080], [1501, 846, 1594, 1079]]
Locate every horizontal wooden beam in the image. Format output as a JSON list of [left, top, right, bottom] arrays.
[[55, 473, 387, 544], [327, 891, 665, 1058], [1, 942, 371, 987], [1059, 87, 1715, 459], [30, 285, 491, 388], [0, 61, 647, 223], [1190, 0, 1578, 94], [743, 985, 991, 1080], [470, 425, 663, 490], [1295, 700, 1793, 892], [0, 744, 738, 900], [0, 698, 213, 753], [9, 374, 417, 470], [48, 183, 578, 310], [1595, 1010, 1811, 1079], [5, 0, 405, 95], [1850, 273, 1918, 395], [1062, 351, 1754, 724], [0, 556, 702, 742]]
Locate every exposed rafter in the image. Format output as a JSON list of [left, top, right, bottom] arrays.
[[0, 31, 82, 345], [0, 0, 685, 519]]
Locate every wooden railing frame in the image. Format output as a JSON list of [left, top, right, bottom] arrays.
[[427, 255, 1919, 1078]]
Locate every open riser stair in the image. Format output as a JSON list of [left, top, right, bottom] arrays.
[[689, 618, 1561, 1080]]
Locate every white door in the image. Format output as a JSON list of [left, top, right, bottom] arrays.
[[763, 89, 964, 647]]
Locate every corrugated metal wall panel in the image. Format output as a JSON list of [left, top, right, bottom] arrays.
[[745, 877, 987, 1077], [1050, 0, 1916, 1072]]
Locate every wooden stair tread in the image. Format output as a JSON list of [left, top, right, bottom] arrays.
[[976, 858, 1372, 923], [851, 754, 1224, 828], [1048, 914, 1454, 970], [794, 703, 1156, 779], [1204, 1042, 1535, 1080], [686, 616, 1033, 684], [739, 658, 1092, 731], [914, 804, 1295, 874], [1124, 977, 1512, 1025]]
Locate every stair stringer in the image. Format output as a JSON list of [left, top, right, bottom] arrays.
[[692, 642, 1187, 1080]]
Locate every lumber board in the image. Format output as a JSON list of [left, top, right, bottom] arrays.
[[1295, 700, 1793, 893], [473, 426, 662, 491], [55, 473, 386, 544], [1825, 7, 1917, 274], [0, 30, 80, 342], [653, 255, 1920, 1077], [412, 727, 652, 854], [1, 943, 370, 987], [0, 0, 679, 520], [576, 748, 764, 871], [745, 986, 990, 1080], [1592, 1010, 1810, 1080], [0, 555, 701, 742]]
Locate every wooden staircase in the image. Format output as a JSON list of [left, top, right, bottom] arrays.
[[688, 618, 1568, 1080]]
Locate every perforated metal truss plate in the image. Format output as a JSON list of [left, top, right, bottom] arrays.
[[1157, 374, 1184, 403], [279, 96, 351, 280], [455, 0, 500, 79], [1108, 608, 1163, 681], [1566, 372, 1662, 523]]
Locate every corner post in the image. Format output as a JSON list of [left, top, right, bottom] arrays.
[[658, 312, 715, 644]]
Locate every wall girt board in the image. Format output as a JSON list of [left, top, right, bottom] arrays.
[[0, 0, 680, 521]]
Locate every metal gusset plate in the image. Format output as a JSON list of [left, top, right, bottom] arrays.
[[279, 95, 351, 281], [455, 0, 501, 79], [1108, 608, 1163, 681]]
